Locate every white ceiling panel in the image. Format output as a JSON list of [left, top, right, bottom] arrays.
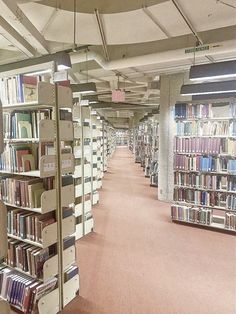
[[0, 34, 18, 50], [19, 2, 55, 33], [177, 0, 236, 33], [150, 1, 190, 37], [102, 8, 166, 44]]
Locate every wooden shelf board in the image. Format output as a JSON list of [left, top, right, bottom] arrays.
[[4, 203, 42, 213], [174, 201, 228, 211], [174, 185, 236, 195], [7, 234, 43, 248], [174, 169, 236, 176], [172, 218, 236, 234], [0, 170, 40, 177]]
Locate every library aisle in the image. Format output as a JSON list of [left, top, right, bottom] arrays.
[[62, 147, 236, 314]]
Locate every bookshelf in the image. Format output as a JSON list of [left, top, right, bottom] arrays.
[[149, 117, 159, 187], [128, 128, 134, 153], [73, 103, 94, 240], [116, 130, 128, 146], [0, 61, 79, 313], [91, 112, 101, 204], [107, 125, 116, 160], [95, 115, 103, 189], [0, 202, 10, 314], [133, 115, 159, 186], [102, 121, 108, 172], [134, 124, 144, 163], [171, 101, 236, 233]]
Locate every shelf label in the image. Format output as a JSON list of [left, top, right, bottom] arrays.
[[44, 162, 55, 172], [62, 159, 72, 169], [53, 70, 68, 82]]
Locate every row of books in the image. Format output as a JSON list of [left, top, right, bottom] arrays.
[[174, 137, 236, 155], [0, 75, 38, 105], [225, 212, 236, 230], [6, 234, 75, 279], [0, 265, 57, 313], [7, 239, 52, 277], [172, 205, 236, 231], [7, 210, 56, 243], [171, 205, 212, 224], [0, 176, 54, 208], [174, 187, 236, 210], [174, 154, 236, 173], [3, 110, 52, 140], [176, 120, 236, 137], [174, 172, 236, 191], [174, 103, 212, 119], [173, 187, 227, 207], [0, 143, 70, 173], [0, 144, 38, 173], [175, 103, 236, 119]]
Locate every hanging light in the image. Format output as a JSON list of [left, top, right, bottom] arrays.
[[71, 82, 97, 96], [180, 80, 236, 96], [55, 52, 72, 70], [189, 60, 236, 81]]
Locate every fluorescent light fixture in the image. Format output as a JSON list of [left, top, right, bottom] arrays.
[[55, 52, 72, 70], [181, 80, 236, 96], [24, 69, 52, 76], [71, 82, 97, 95], [190, 60, 236, 81], [192, 92, 236, 101], [82, 94, 99, 104]]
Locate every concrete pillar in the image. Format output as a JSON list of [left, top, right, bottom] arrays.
[[158, 72, 190, 201]]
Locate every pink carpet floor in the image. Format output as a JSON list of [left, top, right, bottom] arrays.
[[61, 147, 236, 314]]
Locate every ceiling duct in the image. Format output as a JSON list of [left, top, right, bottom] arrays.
[[70, 39, 236, 71]]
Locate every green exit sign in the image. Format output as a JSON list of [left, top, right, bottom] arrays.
[[185, 45, 210, 54]]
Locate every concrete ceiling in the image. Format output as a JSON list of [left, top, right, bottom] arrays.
[[0, 0, 235, 128]]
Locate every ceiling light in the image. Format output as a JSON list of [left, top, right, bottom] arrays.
[[180, 80, 236, 96], [190, 60, 236, 81], [55, 52, 72, 70], [81, 94, 98, 104], [24, 69, 52, 76], [192, 92, 236, 101], [71, 82, 97, 95]]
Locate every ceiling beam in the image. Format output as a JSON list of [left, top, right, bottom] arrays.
[[94, 8, 109, 61], [171, 0, 203, 45], [41, 8, 59, 36], [0, 16, 37, 57], [142, 5, 171, 38], [0, 0, 50, 54]]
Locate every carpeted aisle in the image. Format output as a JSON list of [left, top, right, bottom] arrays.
[[61, 147, 236, 314]]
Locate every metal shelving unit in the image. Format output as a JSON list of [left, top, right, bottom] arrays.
[[0, 60, 79, 313]]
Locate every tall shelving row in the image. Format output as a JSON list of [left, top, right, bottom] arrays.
[[73, 103, 94, 240], [128, 128, 134, 153], [91, 112, 103, 190], [0, 61, 79, 313], [171, 101, 236, 233], [107, 125, 116, 159], [0, 201, 10, 314], [102, 121, 108, 172], [115, 130, 128, 146], [132, 114, 159, 186]]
